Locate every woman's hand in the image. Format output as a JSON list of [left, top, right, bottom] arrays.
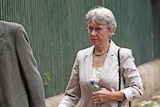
[[92, 88, 111, 104], [92, 88, 125, 104]]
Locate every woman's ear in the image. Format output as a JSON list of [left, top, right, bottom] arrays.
[[109, 29, 114, 35]]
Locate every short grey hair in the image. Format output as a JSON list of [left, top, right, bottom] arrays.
[[85, 6, 117, 35]]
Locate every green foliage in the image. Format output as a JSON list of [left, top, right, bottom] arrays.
[[43, 72, 51, 86]]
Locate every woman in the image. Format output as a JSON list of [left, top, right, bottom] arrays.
[[58, 6, 143, 107]]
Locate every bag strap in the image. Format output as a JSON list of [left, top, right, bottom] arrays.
[[118, 48, 121, 107], [118, 48, 121, 91], [117, 48, 131, 107]]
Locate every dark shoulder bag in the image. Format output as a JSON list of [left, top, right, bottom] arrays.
[[117, 48, 131, 107]]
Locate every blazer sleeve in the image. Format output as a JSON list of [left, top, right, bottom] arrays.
[[15, 25, 46, 107], [58, 52, 81, 107], [120, 48, 143, 102]]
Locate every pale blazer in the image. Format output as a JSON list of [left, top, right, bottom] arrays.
[[59, 40, 143, 107], [0, 21, 46, 107]]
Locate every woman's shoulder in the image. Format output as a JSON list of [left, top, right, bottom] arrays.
[[0, 20, 23, 29], [76, 46, 94, 59], [78, 46, 93, 54], [119, 47, 132, 56], [118, 47, 135, 63], [111, 40, 132, 57]]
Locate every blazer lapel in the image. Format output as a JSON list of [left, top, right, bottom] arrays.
[[100, 40, 120, 85], [102, 42, 115, 76], [84, 46, 94, 81], [0, 22, 5, 54], [0, 22, 4, 37]]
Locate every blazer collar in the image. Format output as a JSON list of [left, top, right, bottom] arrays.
[[0, 21, 4, 37], [86, 46, 94, 57], [103, 40, 120, 67], [84, 40, 120, 90], [107, 40, 120, 55], [86, 40, 120, 56]]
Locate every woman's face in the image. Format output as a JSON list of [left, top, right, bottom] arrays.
[[87, 21, 112, 46]]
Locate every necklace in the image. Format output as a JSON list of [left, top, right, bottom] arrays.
[[94, 50, 108, 56]]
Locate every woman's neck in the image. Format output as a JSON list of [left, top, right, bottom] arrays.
[[94, 42, 110, 54]]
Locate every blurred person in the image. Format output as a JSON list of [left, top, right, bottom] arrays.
[[0, 20, 46, 107], [58, 6, 143, 107]]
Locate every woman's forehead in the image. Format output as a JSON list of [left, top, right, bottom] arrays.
[[88, 21, 105, 27]]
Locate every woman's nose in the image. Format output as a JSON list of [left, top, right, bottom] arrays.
[[90, 29, 97, 35]]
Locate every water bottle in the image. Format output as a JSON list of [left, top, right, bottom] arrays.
[[90, 80, 101, 92], [90, 80, 101, 107]]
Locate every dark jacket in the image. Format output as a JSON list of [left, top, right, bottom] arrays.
[[0, 21, 46, 107]]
